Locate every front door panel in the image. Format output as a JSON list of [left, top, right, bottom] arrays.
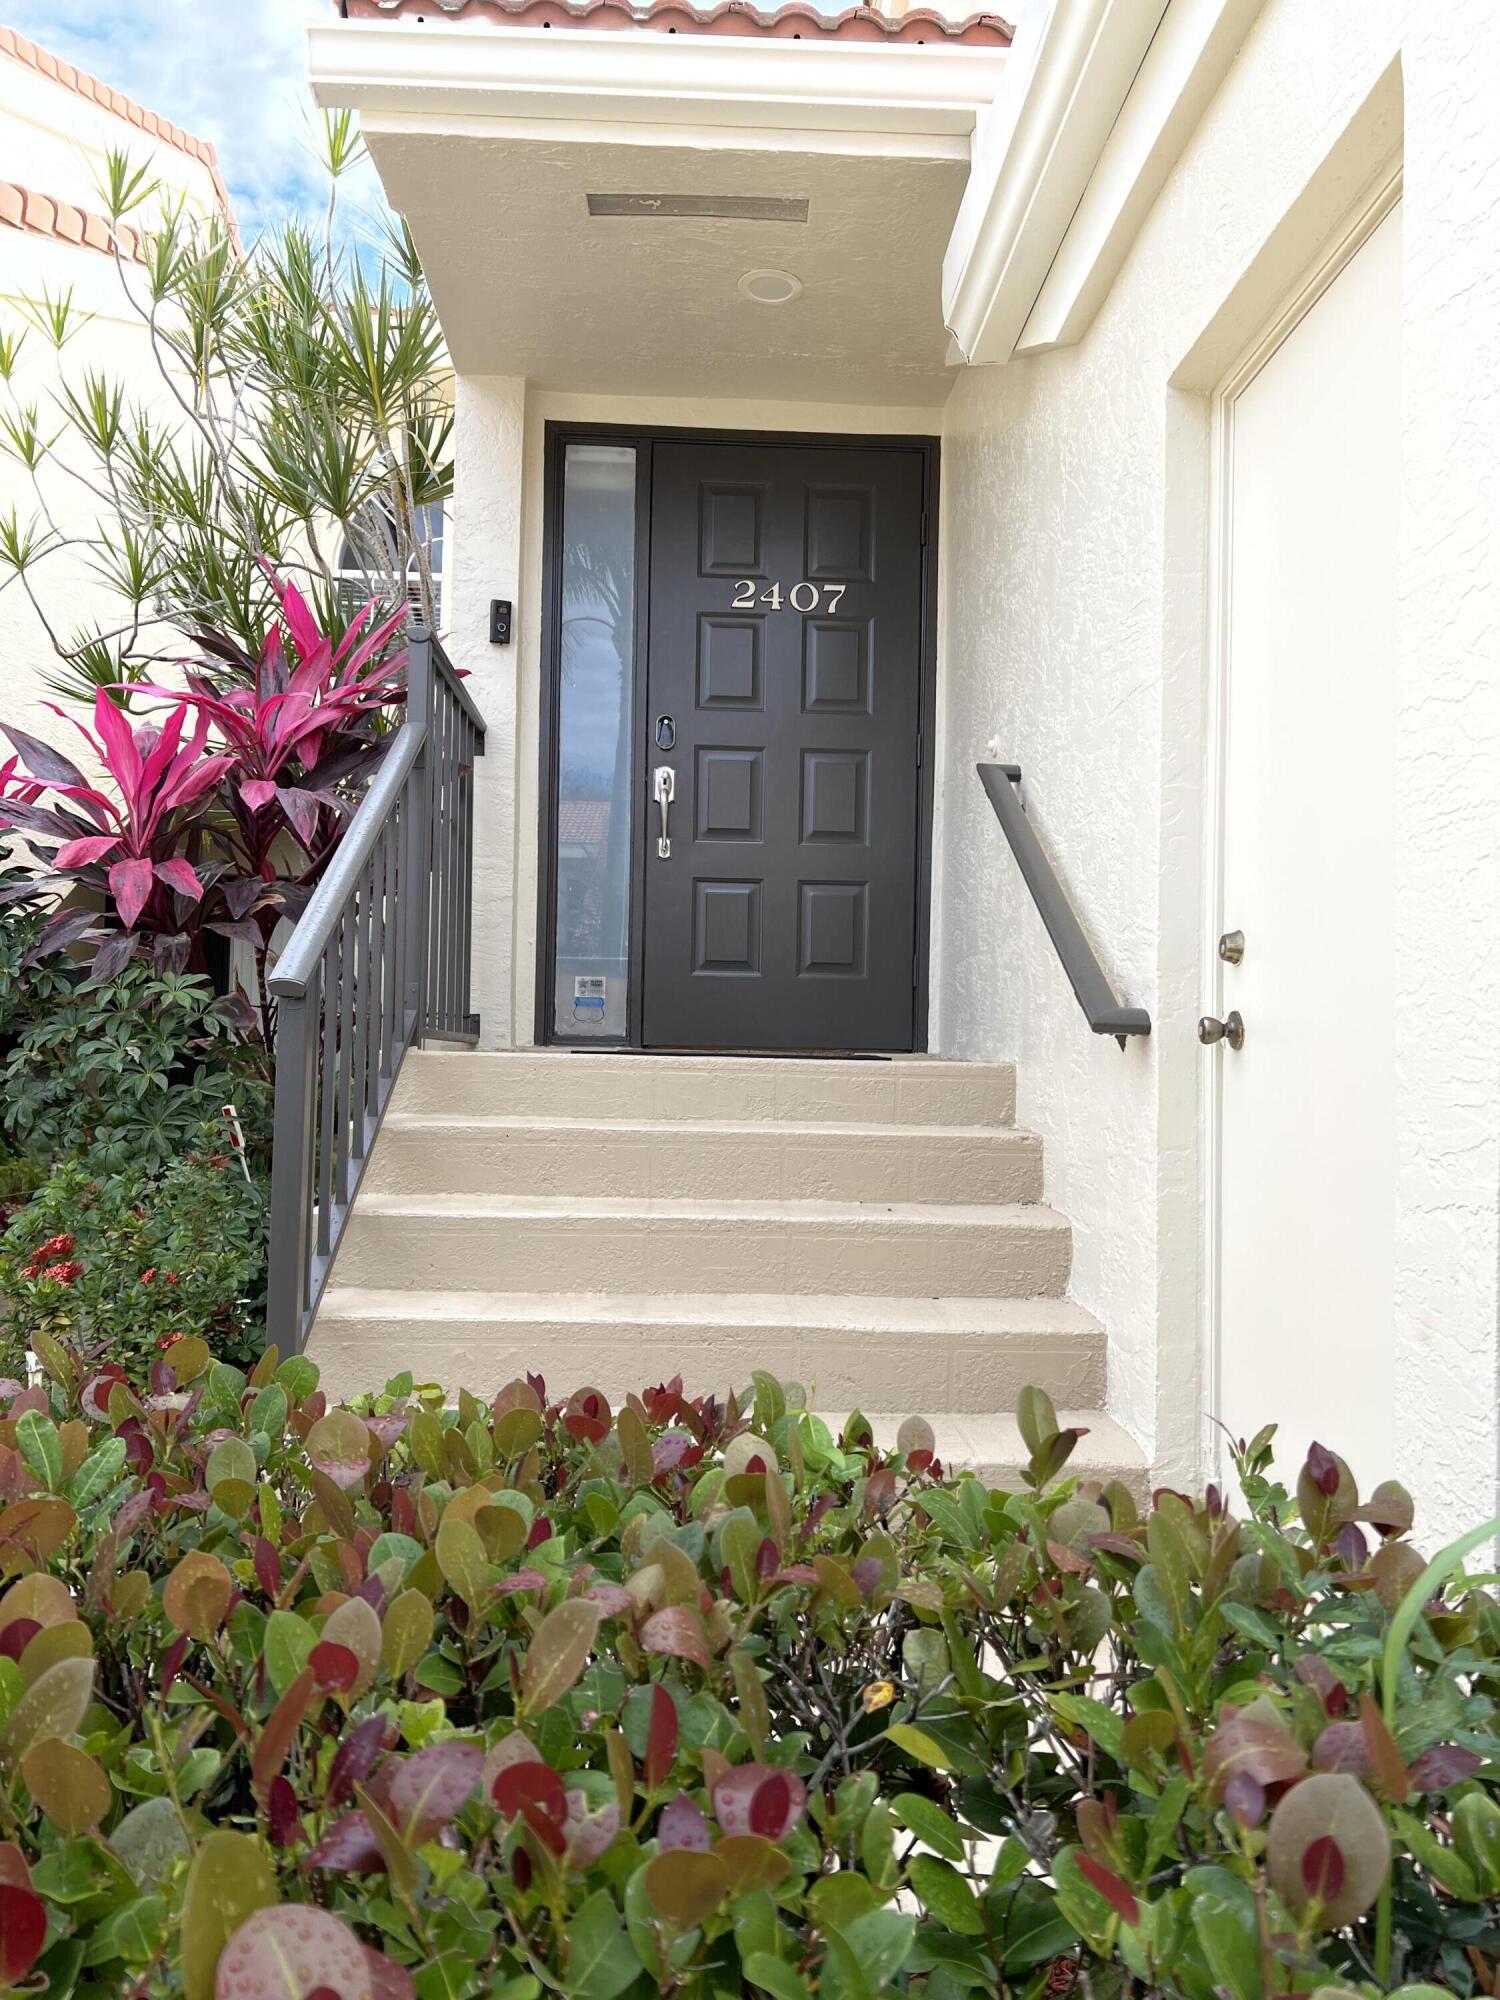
[[641, 442, 924, 1051]]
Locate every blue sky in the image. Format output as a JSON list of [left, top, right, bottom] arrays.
[[7, 0, 381, 238]]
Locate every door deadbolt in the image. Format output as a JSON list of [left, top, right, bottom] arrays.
[[1219, 929, 1245, 964], [1198, 1011, 1245, 1050]]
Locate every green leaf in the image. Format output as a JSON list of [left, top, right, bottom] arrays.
[[884, 1723, 953, 1771], [842, 1909, 915, 1990], [566, 1888, 640, 2000], [1144, 1513, 1195, 1636], [520, 1599, 600, 1719], [181, 1831, 276, 2000], [66, 1438, 126, 1509], [1051, 1692, 1125, 1763], [908, 1855, 984, 1936], [1184, 1864, 1261, 2000], [263, 1610, 315, 1698], [743, 1953, 812, 2000], [16, 1409, 62, 1491], [893, 1792, 966, 1863], [994, 1882, 1078, 1973]]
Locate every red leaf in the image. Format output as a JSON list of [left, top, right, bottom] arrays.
[[309, 1642, 359, 1694], [327, 1715, 391, 1809], [304, 1809, 387, 1875], [154, 856, 205, 902], [108, 856, 154, 930], [252, 1666, 317, 1802], [372, 1742, 484, 1846], [1301, 1834, 1346, 1904], [640, 1606, 712, 1672], [712, 1765, 806, 1841], [0, 1618, 39, 1662], [54, 835, 119, 867], [749, 1772, 793, 1838], [1410, 1743, 1484, 1791], [1076, 1853, 1141, 1927], [0, 1884, 46, 1983], [492, 1761, 568, 1857], [1224, 1771, 1266, 1828], [1306, 1442, 1341, 1497], [658, 1793, 711, 1852], [267, 1775, 301, 1848], [645, 1683, 678, 1792], [1313, 1722, 1372, 1776]]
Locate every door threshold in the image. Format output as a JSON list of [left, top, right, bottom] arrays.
[[565, 1046, 898, 1062]]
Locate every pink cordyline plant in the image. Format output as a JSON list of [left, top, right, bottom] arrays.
[[1, 692, 233, 977], [0, 567, 409, 1023]]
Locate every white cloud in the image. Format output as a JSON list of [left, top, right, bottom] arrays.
[[5, 0, 384, 241]]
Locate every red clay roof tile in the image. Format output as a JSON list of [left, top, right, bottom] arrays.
[[0, 180, 147, 262], [0, 26, 237, 224], [337, 0, 1011, 46]]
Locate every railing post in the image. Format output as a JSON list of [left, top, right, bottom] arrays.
[[404, 630, 434, 1045], [266, 973, 319, 1356]]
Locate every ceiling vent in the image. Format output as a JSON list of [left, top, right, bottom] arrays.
[[586, 194, 810, 223]]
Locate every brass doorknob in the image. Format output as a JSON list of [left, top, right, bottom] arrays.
[[1198, 1011, 1245, 1050]]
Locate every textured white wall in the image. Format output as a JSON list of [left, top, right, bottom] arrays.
[[0, 56, 226, 757], [449, 375, 527, 1049], [934, 0, 1500, 1538]]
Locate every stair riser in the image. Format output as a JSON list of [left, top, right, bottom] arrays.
[[307, 1317, 1105, 1412], [397, 1055, 1016, 1129], [365, 1126, 1044, 1205], [336, 1212, 1072, 1299]]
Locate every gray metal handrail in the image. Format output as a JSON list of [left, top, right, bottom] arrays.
[[267, 629, 485, 1353], [977, 761, 1150, 1047]]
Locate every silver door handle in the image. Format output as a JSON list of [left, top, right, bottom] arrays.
[[653, 765, 676, 858]]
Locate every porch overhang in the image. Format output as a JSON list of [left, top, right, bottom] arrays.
[[306, 17, 1008, 405]]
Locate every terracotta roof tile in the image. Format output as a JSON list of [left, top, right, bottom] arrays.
[[0, 180, 146, 263], [0, 26, 237, 225], [337, 0, 1011, 46]]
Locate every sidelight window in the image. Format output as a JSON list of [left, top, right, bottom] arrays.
[[550, 444, 638, 1038]]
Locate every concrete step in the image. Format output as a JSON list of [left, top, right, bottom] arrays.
[[308, 1290, 1106, 1412], [397, 1051, 1016, 1129], [334, 1193, 1073, 1299], [364, 1113, 1044, 1205], [859, 1411, 1148, 1496]]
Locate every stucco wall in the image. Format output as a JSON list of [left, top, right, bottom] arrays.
[[0, 53, 226, 756], [933, 0, 1500, 1536]]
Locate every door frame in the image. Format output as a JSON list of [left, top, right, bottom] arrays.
[[1200, 166, 1403, 1480], [534, 422, 941, 1052]]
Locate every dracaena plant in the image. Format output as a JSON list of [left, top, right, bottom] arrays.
[[0, 117, 449, 702]]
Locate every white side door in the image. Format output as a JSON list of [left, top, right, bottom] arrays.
[[1212, 199, 1401, 1484]]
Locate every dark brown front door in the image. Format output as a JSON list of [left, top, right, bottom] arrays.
[[640, 440, 926, 1051]]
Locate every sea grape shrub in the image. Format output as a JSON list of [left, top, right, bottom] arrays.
[[0, 1358, 1495, 2000]]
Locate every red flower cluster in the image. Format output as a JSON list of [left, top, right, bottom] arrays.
[[22, 1235, 81, 1286]]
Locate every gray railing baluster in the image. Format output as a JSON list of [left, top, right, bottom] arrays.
[[267, 627, 485, 1353]]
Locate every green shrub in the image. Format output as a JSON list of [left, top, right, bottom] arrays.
[[0, 1140, 266, 1378], [0, 962, 271, 1178], [0, 1358, 1495, 2000]]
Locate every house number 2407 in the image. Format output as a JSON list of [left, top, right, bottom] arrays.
[[731, 579, 848, 613]]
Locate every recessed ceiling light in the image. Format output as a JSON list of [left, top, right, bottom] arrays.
[[738, 269, 804, 306]]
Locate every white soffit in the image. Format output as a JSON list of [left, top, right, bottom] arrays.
[[942, 0, 1266, 366], [304, 19, 1008, 405]]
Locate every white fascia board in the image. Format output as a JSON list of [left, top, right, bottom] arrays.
[[1017, 0, 1267, 353], [941, 0, 1170, 365], [305, 20, 1007, 146]]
